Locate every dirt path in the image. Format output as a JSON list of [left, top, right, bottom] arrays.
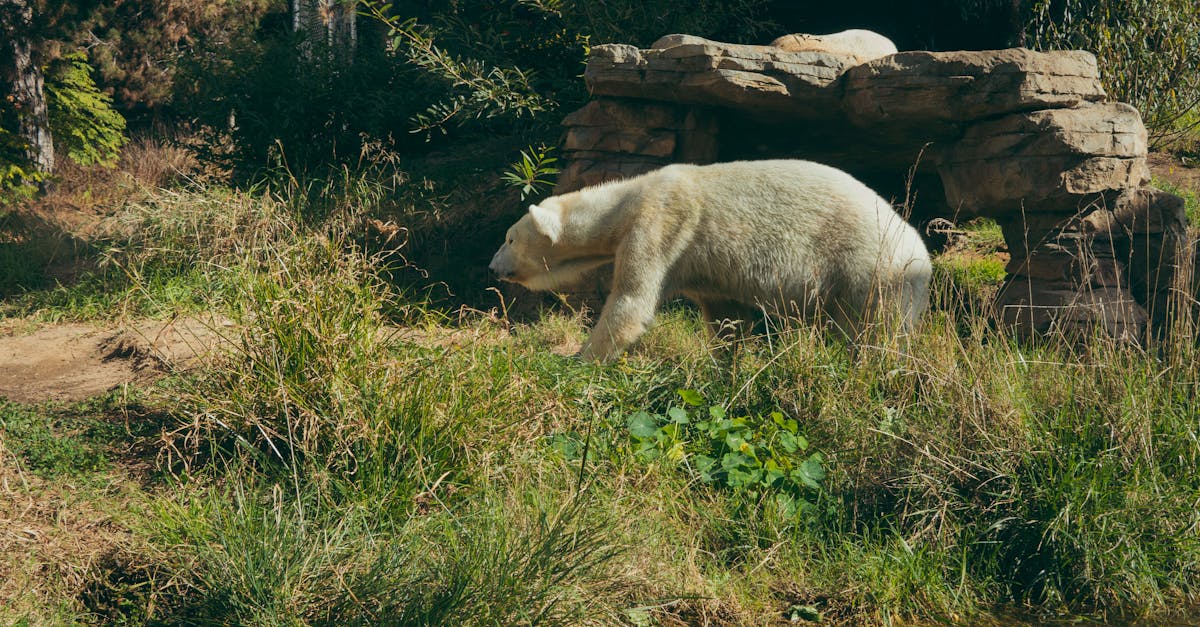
[[0, 316, 229, 403]]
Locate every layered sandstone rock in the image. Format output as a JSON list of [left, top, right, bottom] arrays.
[[553, 34, 1190, 340], [940, 103, 1149, 214], [843, 49, 1106, 134], [584, 36, 850, 116]]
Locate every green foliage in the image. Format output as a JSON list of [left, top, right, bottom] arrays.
[[626, 389, 826, 519], [170, 0, 773, 175], [0, 50, 123, 194], [45, 52, 127, 167], [50, 0, 276, 111], [551, 0, 774, 47], [934, 254, 1006, 293], [175, 24, 420, 175], [1153, 176, 1200, 226], [1028, 0, 1200, 148], [0, 125, 43, 192], [0, 394, 145, 477], [364, 3, 553, 139], [501, 144, 559, 199], [0, 402, 108, 476]]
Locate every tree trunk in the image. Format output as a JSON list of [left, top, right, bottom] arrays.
[[292, 0, 357, 61], [0, 0, 54, 177]]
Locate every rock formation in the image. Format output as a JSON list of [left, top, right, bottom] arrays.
[[553, 34, 1189, 339]]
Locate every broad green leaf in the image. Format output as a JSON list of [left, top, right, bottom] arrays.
[[667, 406, 689, 424], [788, 604, 822, 622], [636, 443, 662, 462], [722, 452, 753, 470], [775, 493, 798, 519], [549, 433, 581, 460], [627, 411, 660, 439], [796, 456, 825, 490], [677, 388, 704, 406], [726, 468, 753, 487]]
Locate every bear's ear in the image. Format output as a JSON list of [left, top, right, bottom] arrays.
[[528, 203, 563, 244]]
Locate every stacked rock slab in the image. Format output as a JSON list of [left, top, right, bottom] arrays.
[[555, 34, 1188, 339]]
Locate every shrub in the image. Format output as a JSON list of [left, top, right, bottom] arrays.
[[0, 51, 124, 194], [1028, 0, 1200, 148], [625, 389, 827, 520], [45, 52, 127, 167]]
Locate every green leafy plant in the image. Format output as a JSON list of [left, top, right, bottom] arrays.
[[501, 144, 559, 200], [361, 2, 552, 139], [0, 125, 44, 192], [626, 389, 825, 518], [45, 51, 126, 167]]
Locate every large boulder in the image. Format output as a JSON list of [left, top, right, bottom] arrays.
[[843, 49, 1106, 136], [585, 36, 852, 117], [939, 103, 1149, 215]]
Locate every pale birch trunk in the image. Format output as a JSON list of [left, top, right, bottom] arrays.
[[0, 0, 54, 176]]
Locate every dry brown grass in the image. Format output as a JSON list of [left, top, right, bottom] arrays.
[[0, 446, 151, 623]]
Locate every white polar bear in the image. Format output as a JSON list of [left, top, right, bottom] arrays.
[[770, 29, 898, 65], [489, 159, 932, 362]]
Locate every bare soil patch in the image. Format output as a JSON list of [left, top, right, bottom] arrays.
[[0, 316, 229, 403], [1149, 151, 1200, 191]]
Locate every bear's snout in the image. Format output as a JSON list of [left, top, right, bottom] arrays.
[[489, 248, 516, 281]]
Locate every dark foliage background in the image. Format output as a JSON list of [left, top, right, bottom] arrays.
[[0, 0, 1047, 185]]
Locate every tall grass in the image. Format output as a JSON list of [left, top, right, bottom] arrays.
[[22, 166, 1197, 623]]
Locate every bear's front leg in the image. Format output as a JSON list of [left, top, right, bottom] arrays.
[[579, 290, 660, 361], [579, 249, 668, 361]]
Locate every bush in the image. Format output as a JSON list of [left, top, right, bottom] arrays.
[[174, 22, 424, 176], [1028, 0, 1200, 148], [45, 52, 127, 167]]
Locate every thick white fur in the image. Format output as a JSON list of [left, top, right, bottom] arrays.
[[489, 159, 932, 362], [769, 29, 897, 65]]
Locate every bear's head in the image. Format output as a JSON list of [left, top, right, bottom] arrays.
[[489, 200, 612, 292]]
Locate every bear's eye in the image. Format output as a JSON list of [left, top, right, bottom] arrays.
[[507, 237, 514, 245]]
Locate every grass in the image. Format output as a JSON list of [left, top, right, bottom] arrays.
[[1154, 175, 1200, 225], [3, 151, 1200, 624]]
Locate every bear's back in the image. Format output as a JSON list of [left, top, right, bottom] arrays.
[[632, 160, 922, 304]]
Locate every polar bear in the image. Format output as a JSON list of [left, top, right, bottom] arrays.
[[770, 29, 897, 65], [489, 159, 932, 362]]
